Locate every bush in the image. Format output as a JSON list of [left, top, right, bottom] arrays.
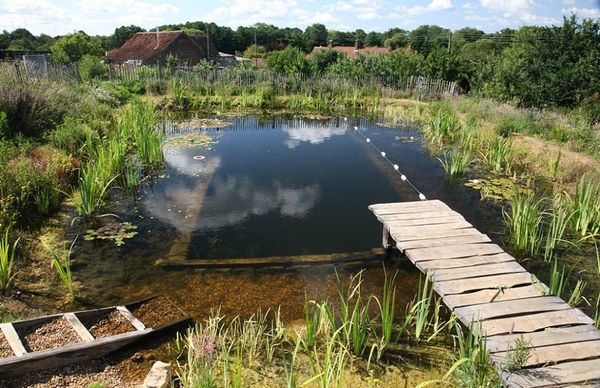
[[79, 55, 108, 82], [0, 111, 7, 138], [580, 93, 600, 125], [47, 116, 93, 157]]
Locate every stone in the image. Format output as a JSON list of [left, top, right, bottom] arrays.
[[142, 361, 171, 388]]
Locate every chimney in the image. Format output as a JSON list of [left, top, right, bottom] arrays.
[[155, 27, 160, 48], [354, 38, 358, 51]]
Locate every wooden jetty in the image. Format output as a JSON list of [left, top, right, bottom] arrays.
[[370, 199, 600, 387], [0, 296, 190, 377]]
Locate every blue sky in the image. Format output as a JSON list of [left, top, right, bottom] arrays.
[[1, 0, 599, 36]]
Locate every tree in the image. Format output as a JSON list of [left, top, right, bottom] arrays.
[[311, 49, 346, 73], [266, 46, 311, 74], [408, 25, 450, 56], [365, 31, 383, 47], [354, 29, 366, 47], [110, 25, 143, 49], [304, 24, 328, 48], [51, 32, 103, 63], [384, 32, 408, 49]]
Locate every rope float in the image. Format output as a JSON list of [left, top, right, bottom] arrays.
[[348, 120, 427, 201]]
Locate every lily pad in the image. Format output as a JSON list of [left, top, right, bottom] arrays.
[[84, 222, 138, 247], [163, 133, 217, 149], [465, 177, 534, 201]]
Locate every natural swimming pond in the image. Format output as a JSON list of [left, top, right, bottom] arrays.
[[73, 115, 504, 320]]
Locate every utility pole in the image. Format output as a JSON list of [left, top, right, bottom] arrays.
[[207, 32, 210, 59], [254, 27, 258, 67], [448, 31, 452, 53]]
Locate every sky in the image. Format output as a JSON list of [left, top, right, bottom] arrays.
[[1, 0, 599, 36]]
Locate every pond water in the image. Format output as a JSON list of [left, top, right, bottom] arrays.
[[73, 115, 504, 322]]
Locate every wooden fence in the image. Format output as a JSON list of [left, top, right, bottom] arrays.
[[0, 61, 462, 98]]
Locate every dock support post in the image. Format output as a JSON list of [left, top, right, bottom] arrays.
[[382, 225, 394, 259]]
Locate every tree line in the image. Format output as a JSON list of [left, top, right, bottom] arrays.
[[1, 16, 599, 111]]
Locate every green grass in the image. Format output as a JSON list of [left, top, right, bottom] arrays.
[[484, 136, 513, 173]]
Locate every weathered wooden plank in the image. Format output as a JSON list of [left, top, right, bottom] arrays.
[[386, 220, 473, 234], [428, 261, 526, 282], [405, 243, 503, 262], [116, 306, 146, 331], [392, 227, 484, 243], [444, 285, 546, 310], [0, 323, 26, 356], [64, 313, 94, 342], [492, 339, 600, 367], [371, 205, 451, 215], [486, 325, 600, 353], [435, 273, 533, 297], [454, 296, 570, 323], [378, 215, 466, 226], [481, 309, 593, 337], [502, 358, 600, 387], [417, 253, 516, 271], [374, 210, 460, 221], [369, 200, 448, 213], [398, 235, 492, 252]]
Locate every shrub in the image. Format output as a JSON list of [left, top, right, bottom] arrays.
[[0, 87, 62, 138], [79, 55, 108, 82], [47, 116, 93, 157], [0, 111, 7, 138]]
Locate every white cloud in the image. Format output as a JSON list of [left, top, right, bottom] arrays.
[[0, 0, 179, 35], [397, 0, 453, 17], [562, 7, 600, 18], [479, 0, 558, 25], [203, 0, 297, 26], [561, 0, 576, 4]]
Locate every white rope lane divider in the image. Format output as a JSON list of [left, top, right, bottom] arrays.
[[346, 118, 427, 201]]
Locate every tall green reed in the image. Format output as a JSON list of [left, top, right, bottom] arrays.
[[437, 148, 473, 178], [0, 228, 18, 293], [567, 176, 600, 238], [504, 193, 544, 256], [484, 136, 513, 173], [48, 238, 76, 302]]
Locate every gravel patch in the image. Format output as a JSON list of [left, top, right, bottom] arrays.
[[18, 317, 82, 352], [129, 297, 184, 328], [0, 331, 15, 358], [80, 310, 135, 339]]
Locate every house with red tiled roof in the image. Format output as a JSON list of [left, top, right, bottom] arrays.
[[104, 30, 219, 66], [308, 41, 390, 59]]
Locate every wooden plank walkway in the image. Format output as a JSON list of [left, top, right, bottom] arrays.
[[369, 200, 600, 387]]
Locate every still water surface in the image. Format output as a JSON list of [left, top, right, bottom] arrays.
[[74, 115, 503, 321]]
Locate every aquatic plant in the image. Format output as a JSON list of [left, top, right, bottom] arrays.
[[437, 147, 473, 178], [0, 228, 18, 293], [567, 279, 586, 307], [548, 258, 567, 299], [465, 177, 533, 202], [303, 293, 321, 348], [72, 165, 116, 218], [372, 268, 397, 347], [84, 221, 138, 246], [49, 238, 76, 303], [427, 106, 460, 145], [567, 175, 600, 238], [304, 324, 348, 388], [453, 322, 500, 387], [411, 273, 434, 341], [484, 136, 513, 173], [504, 193, 544, 256], [543, 194, 574, 262]]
